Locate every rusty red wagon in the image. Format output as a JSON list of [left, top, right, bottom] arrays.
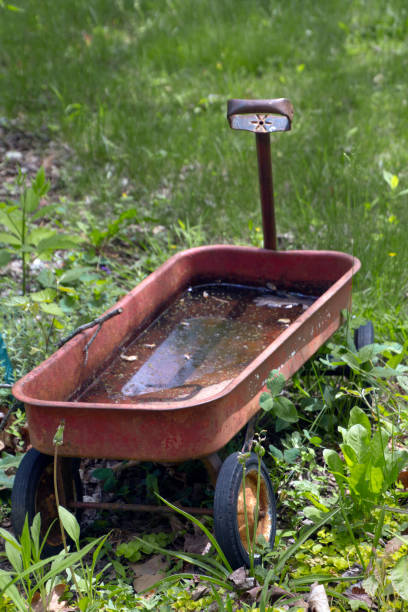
[[11, 99, 360, 569]]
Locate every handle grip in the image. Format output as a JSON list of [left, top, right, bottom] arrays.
[[227, 98, 293, 133]]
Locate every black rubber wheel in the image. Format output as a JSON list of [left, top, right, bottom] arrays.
[[214, 452, 276, 570], [11, 449, 82, 557], [354, 321, 374, 350]]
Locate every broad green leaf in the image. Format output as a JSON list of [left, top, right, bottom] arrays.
[[390, 555, 408, 600], [20, 517, 31, 568], [30, 288, 57, 303], [369, 429, 390, 468], [0, 570, 26, 612], [303, 492, 329, 512], [259, 392, 273, 412], [343, 424, 370, 463], [275, 416, 291, 432], [0, 528, 20, 549], [338, 351, 361, 371], [26, 227, 55, 246], [370, 366, 398, 379], [5, 296, 30, 308], [37, 234, 81, 252], [58, 506, 80, 545], [266, 369, 285, 397], [348, 463, 368, 497], [0, 249, 12, 266], [340, 443, 358, 467], [283, 448, 301, 464], [268, 444, 283, 461], [32, 203, 58, 220], [0, 210, 22, 237], [32, 166, 50, 197], [24, 187, 40, 213], [369, 465, 383, 495], [356, 342, 402, 363], [348, 406, 371, 437], [30, 513, 41, 559], [273, 396, 299, 423], [0, 231, 20, 246], [37, 267, 55, 288], [5, 540, 22, 573], [323, 449, 345, 477], [303, 506, 326, 522], [59, 266, 95, 284], [40, 302, 64, 317]]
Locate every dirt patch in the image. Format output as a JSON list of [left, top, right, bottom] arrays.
[[0, 118, 71, 200]]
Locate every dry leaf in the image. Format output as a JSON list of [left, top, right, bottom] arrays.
[[191, 585, 210, 601], [120, 353, 138, 361], [183, 531, 210, 555], [31, 584, 73, 611], [131, 554, 168, 577], [227, 567, 257, 591], [132, 555, 168, 594], [133, 572, 165, 593], [384, 535, 408, 561], [398, 470, 408, 489], [243, 585, 262, 603], [343, 581, 374, 607]]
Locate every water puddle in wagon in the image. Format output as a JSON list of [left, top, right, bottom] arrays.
[[79, 283, 319, 404]]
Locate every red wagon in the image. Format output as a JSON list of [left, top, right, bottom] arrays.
[[12, 99, 360, 569]]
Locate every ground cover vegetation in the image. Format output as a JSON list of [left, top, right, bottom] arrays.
[[0, 0, 408, 609]]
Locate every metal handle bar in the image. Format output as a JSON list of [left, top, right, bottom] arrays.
[[227, 98, 294, 249]]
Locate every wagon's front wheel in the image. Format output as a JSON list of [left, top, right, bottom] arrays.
[[214, 452, 276, 570], [11, 448, 82, 557]]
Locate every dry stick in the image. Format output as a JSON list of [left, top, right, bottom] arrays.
[[58, 308, 123, 349]]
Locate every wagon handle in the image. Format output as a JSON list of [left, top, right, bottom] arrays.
[[227, 98, 293, 250]]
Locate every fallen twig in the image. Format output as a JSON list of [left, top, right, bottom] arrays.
[[58, 308, 123, 365], [58, 308, 123, 348]]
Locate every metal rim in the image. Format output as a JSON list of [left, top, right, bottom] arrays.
[[237, 468, 272, 552]]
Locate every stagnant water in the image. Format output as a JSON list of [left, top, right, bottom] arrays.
[[79, 283, 318, 404]]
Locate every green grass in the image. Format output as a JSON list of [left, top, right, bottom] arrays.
[[1, 0, 408, 326]]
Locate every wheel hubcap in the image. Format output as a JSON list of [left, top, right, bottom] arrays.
[[237, 469, 272, 551]]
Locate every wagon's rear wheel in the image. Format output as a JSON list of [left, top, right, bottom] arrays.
[[214, 452, 276, 570], [11, 448, 82, 557], [354, 321, 374, 350]]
